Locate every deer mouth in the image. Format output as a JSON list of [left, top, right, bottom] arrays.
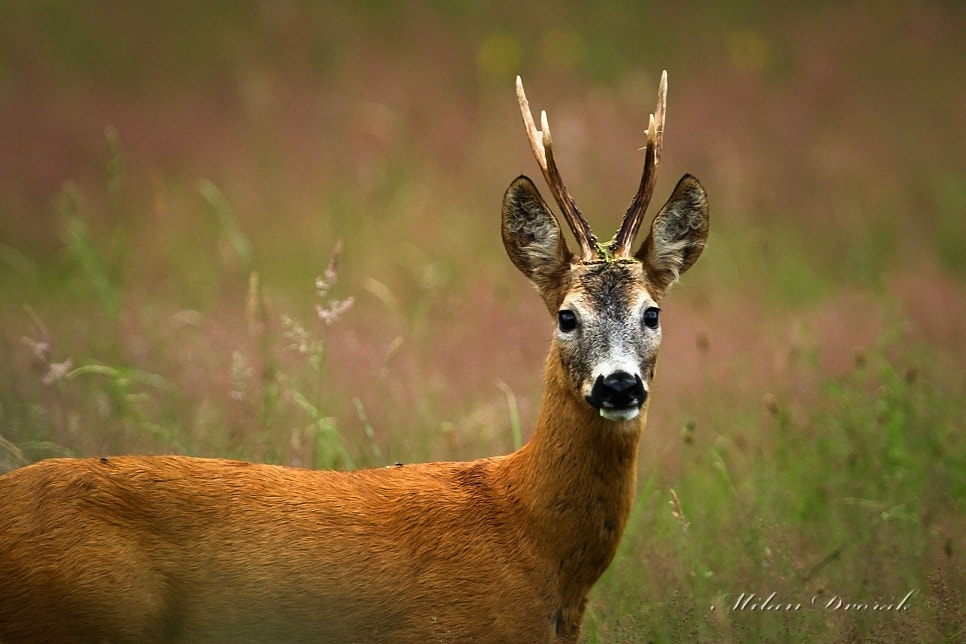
[[597, 405, 642, 421], [585, 372, 647, 421]]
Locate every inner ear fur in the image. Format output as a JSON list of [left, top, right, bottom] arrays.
[[502, 176, 572, 312], [635, 174, 709, 296]]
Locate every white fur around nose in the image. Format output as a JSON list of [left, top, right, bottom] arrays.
[[582, 356, 647, 402], [591, 358, 641, 384]]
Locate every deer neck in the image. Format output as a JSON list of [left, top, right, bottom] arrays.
[[502, 354, 644, 596]]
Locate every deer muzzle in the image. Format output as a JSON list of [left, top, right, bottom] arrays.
[[585, 371, 647, 421]]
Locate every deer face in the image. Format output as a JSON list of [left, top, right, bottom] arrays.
[[502, 174, 708, 422], [506, 74, 708, 422], [556, 261, 657, 421]]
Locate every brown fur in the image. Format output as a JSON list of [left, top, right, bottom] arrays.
[[0, 93, 707, 643], [0, 356, 641, 643]]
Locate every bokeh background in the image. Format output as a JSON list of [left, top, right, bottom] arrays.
[[1, 2, 963, 640]]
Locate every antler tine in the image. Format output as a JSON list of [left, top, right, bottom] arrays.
[[612, 70, 667, 258], [516, 76, 597, 261]]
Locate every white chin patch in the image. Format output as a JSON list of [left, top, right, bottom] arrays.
[[599, 407, 641, 422]]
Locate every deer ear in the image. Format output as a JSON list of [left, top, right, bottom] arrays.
[[635, 174, 709, 295], [502, 176, 572, 312]]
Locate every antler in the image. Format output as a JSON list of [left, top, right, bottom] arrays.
[[611, 70, 667, 258], [516, 76, 598, 262]]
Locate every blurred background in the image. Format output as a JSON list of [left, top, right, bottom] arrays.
[[0, 2, 963, 640]]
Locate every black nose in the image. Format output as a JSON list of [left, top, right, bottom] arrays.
[[586, 371, 647, 411]]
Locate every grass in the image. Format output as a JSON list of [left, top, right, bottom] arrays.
[[1, 3, 964, 641], [586, 338, 965, 642]]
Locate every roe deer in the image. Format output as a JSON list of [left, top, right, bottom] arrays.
[[0, 72, 708, 643]]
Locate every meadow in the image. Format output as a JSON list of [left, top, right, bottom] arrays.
[[1, 3, 964, 641]]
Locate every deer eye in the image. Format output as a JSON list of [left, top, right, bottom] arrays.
[[643, 307, 660, 329], [558, 310, 578, 333]]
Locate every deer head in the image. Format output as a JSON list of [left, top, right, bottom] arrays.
[[502, 72, 709, 422]]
